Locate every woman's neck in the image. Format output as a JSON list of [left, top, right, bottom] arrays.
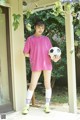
[[34, 33, 42, 37]]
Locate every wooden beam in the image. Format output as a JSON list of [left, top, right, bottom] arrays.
[[23, 0, 59, 11]]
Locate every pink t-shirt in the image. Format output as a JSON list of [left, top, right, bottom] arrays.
[[23, 35, 52, 71]]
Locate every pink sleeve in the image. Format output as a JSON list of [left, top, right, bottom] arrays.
[[23, 37, 30, 54]]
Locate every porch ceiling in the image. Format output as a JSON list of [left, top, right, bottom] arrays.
[[23, 0, 59, 12]]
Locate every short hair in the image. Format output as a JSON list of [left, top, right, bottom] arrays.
[[34, 19, 45, 26]]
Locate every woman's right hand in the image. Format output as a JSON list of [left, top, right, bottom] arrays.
[[24, 53, 30, 57]]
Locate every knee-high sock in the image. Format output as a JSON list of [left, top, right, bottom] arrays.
[[26, 89, 34, 106], [45, 88, 52, 106]]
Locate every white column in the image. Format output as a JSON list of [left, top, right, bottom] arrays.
[[8, 0, 27, 111], [65, 11, 77, 113]]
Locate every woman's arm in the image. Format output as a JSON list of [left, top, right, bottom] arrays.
[[23, 37, 30, 57]]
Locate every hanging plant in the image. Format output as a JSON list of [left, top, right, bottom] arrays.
[[12, 13, 21, 31], [0, 0, 6, 4]]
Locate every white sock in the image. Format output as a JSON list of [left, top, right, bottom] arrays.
[[26, 89, 34, 106], [45, 88, 52, 106]]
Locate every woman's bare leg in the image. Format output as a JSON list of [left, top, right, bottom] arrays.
[[26, 71, 41, 105], [22, 71, 41, 114], [43, 70, 52, 111]]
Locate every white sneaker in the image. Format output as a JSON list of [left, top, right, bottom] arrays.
[[22, 105, 29, 115], [44, 105, 50, 113]]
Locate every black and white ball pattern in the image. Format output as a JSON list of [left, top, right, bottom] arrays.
[[49, 47, 61, 58]]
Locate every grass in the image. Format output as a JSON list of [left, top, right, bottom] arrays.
[[35, 86, 80, 108], [51, 87, 68, 104]]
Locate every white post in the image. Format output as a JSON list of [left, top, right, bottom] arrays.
[[8, 0, 27, 111], [65, 11, 77, 113]]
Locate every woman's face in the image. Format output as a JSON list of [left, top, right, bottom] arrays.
[[34, 24, 45, 36]]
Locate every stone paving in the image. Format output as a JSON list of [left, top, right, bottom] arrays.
[[4, 105, 80, 120]]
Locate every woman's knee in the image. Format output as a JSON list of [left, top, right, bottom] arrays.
[[29, 83, 37, 91], [44, 82, 51, 89], [29, 71, 41, 91]]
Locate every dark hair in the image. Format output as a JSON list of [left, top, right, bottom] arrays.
[[34, 19, 45, 26]]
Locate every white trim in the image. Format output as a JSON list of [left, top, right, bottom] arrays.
[[32, 5, 54, 12], [0, 3, 11, 7], [23, 4, 54, 14]]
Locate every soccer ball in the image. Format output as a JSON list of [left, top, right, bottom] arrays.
[[49, 47, 61, 59]]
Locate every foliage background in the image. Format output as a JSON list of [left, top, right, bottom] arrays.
[[23, 2, 80, 87]]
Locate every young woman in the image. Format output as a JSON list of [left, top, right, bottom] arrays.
[[22, 19, 60, 114]]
